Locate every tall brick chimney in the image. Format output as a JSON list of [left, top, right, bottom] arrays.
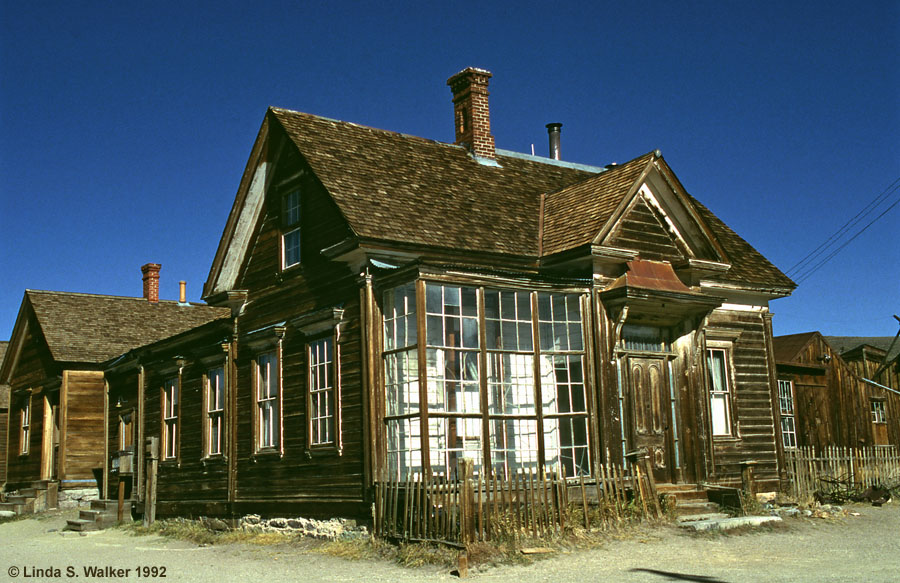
[[447, 67, 495, 159], [142, 263, 161, 303]]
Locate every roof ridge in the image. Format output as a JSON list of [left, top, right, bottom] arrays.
[[542, 150, 658, 199], [25, 289, 220, 308]]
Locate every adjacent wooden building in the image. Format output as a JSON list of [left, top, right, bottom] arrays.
[[1, 341, 9, 489], [773, 332, 900, 453], [0, 276, 227, 495], [8, 68, 801, 518]]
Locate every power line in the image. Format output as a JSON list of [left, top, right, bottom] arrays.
[[793, 193, 900, 284], [785, 176, 900, 277]]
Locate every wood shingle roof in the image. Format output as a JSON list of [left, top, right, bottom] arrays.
[[260, 108, 794, 291], [25, 290, 230, 363]]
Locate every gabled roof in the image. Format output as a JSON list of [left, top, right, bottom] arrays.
[[773, 332, 820, 363], [271, 108, 597, 256], [825, 336, 900, 363], [542, 152, 655, 255], [21, 290, 230, 364], [206, 107, 795, 296]]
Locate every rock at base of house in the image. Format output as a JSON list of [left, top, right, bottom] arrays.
[[236, 514, 368, 540], [57, 489, 100, 509]]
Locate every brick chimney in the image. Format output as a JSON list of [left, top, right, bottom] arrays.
[[141, 263, 161, 303], [447, 67, 495, 159]]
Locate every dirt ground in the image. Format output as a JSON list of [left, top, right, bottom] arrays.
[[1, 503, 898, 582]]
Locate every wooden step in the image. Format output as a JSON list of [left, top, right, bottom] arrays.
[[0, 502, 26, 514], [674, 501, 722, 516], [66, 518, 99, 532]]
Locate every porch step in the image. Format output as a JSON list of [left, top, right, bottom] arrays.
[[65, 518, 99, 532], [64, 500, 132, 532], [656, 484, 723, 518], [0, 502, 26, 514]]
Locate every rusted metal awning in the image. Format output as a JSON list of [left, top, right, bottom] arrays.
[[600, 260, 723, 326]]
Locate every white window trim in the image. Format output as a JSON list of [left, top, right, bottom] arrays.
[[255, 350, 282, 453], [778, 379, 797, 449], [204, 366, 226, 458], [871, 400, 887, 424], [162, 377, 180, 462], [706, 342, 737, 438]]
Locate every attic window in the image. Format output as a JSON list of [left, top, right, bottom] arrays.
[[282, 188, 301, 269]]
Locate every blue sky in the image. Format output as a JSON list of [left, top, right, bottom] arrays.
[[1, 1, 898, 340]]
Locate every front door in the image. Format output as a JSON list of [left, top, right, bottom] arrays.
[[626, 355, 673, 483], [41, 394, 60, 480]]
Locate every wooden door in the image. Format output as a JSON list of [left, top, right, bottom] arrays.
[[41, 395, 60, 480], [626, 356, 672, 483]]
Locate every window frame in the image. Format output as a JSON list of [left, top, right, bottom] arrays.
[[705, 343, 737, 438], [871, 400, 887, 424], [307, 334, 341, 452], [281, 187, 302, 270], [118, 409, 135, 452], [20, 394, 32, 455], [777, 379, 797, 449], [161, 377, 180, 462], [204, 366, 226, 458], [254, 350, 282, 454]]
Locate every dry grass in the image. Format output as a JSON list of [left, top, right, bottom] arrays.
[[121, 512, 667, 572]]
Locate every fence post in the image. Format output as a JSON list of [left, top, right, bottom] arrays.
[[458, 458, 475, 545]]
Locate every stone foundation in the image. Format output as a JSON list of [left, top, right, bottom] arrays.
[[57, 488, 100, 509], [220, 514, 368, 540]]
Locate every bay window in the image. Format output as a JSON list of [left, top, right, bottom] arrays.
[[382, 281, 590, 479]]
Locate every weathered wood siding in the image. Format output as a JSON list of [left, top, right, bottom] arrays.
[[777, 335, 900, 451], [4, 312, 53, 488], [605, 197, 687, 262], [706, 309, 779, 488], [59, 371, 105, 486], [0, 403, 8, 485]]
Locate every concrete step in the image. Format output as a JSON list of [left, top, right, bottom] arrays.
[[676, 512, 730, 524], [681, 515, 782, 532]]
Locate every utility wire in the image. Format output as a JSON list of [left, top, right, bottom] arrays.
[[786, 176, 900, 277], [793, 192, 900, 284]]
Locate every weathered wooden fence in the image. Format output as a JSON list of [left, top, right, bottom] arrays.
[[785, 446, 900, 499], [374, 457, 662, 545]]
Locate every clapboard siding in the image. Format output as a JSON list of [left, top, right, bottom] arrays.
[[707, 310, 779, 486]]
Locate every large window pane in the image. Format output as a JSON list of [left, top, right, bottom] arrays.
[[490, 418, 539, 477], [428, 417, 482, 476], [541, 355, 586, 415], [538, 293, 583, 351], [384, 283, 417, 351], [385, 349, 419, 416], [544, 416, 590, 477], [487, 352, 535, 415], [387, 418, 422, 479], [426, 348, 480, 413]]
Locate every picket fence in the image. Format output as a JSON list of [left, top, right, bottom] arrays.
[[373, 457, 662, 545], [785, 446, 900, 499]]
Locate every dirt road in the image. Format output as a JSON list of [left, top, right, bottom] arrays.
[[1, 504, 898, 582]]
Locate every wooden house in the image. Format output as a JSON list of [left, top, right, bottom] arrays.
[[773, 332, 900, 452], [1, 341, 9, 489], [116, 67, 795, 519], [0, 267, 227, 498]]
